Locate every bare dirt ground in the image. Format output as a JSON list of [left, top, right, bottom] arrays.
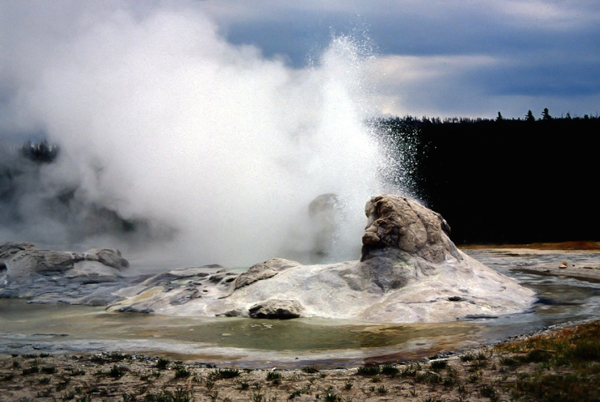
[[2, 243, 599, 401], [1, 319, 599, 402]]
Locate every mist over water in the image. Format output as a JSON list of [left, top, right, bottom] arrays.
[[0, 3, 407, 268]]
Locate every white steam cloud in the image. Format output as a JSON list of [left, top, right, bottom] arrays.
[[0, 2, 404, 268]]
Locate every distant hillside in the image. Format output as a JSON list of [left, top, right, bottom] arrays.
[[374, 113, 600, 245]]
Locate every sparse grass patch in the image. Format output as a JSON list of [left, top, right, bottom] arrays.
[[266, 370, 282, 385], [155, 357, 170, 370], [495, 320, 600, 401], [430, 360, 447, 371], [209, 367, 240, 380], [400, 364, 418, 377], [173, 365, 191, 379], [40, 365, 56, 374], [381, 364, 399, 376], [143, 386, 193, 402], [108, 365, 127, 379], [301, 365, 319, 373], [21, 366, 39, 375], [356, 365, 380, 376]]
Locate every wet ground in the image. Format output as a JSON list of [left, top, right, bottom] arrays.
[[1, 249, 599, 368]]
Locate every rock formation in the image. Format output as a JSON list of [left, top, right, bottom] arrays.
[[108, 195, 535, 322], [0, 243, 137, 305], [0, 195, 536, 323]]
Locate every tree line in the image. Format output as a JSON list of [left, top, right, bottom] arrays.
[[372, 111, 600, 245]]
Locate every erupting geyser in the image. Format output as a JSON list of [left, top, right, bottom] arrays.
[[0, 2, 404, 268]]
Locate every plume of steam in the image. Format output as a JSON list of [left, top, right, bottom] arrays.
[[0, 2, 404, 268]]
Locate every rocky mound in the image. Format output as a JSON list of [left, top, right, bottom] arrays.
[[0, 243, 139, 305], [108, 195, 535, 322], [0, 195, 536, 322]]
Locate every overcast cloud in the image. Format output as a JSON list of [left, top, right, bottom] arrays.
[[1, 0, 598, 121], [203, 0, 600, 118]]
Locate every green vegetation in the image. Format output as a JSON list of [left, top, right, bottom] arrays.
[[209, 368, 241, 380], [155, 357, 170, 370], [301, 365, 319, 373], [2, 322, 600, 401], [172, 365, 191, 379], [494, 320, 600, 401], [356, 365, 380, 376]]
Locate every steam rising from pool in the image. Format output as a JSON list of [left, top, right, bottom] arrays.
[[0, 3, 404, 268]]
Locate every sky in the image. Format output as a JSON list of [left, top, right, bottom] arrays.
[[1, 0, 599, 122], [203, 0, 600, 119]]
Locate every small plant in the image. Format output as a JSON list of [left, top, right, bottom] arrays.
[[442, 376, 456, 387], [39, 376, 51, 384], [252, 392, 264, 402], [475, 351, 489, 361], [36, 388, 53, 397], [173, 365, 191, 379], [144, 386, 193, 402], [344, 380, 353, 390], [302, 365, 319, 373], [210, 368, 241, 380], [22, 366, 40, 375], [122, 392, 137, 401], [381, 364, 399, 376], [2, 373, 15, 381], [401, 364, 418, 377], [377, 385, 388, 394], [109, 352, 129, 361], [266, 371, 282, 381], [239, 381, 250, 390], [60, 391, 76, 401], [460, 353, 475, 362], [108, 365, 126, 379], [480, 384, 497, 399], [522, 349, 552, 363], [41, 366, 57, 374], [467, 373, 480, 383], [56, 378, 71, 391], [155, 358, 170, 370], [324, 392, 342, 401], [430, 360, 448, 371], [356, 365, 380, 376], [499, 356, 519, 367]]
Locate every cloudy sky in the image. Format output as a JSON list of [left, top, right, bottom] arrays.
[[2, 0, 599, 122], [205, 0, 600, 119]]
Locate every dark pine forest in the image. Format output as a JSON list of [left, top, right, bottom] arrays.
[[374, 111, 600, 245]]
